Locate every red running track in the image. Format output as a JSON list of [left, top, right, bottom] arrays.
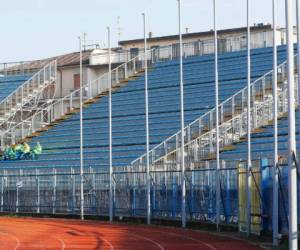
[[0, 217, 262, 250]]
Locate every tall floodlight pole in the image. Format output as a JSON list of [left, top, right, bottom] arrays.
[[297, 0, 300, 142], [143, 13, 151, 225], [213, 0, 221, 231], [107, 26, 113, 222], [178, 0, 186, 228], [79, 36, 84, 221], [272, 0, 279, 246], [246, 0, 252, 237], [285, 0, 298, 249]]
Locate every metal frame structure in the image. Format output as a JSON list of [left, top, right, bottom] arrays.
[[0, 157, 288, 234], [131, 53, 294, 167], [1, 2, 300, 249], [0, 60, 57, 132], [0, 48, 154, 149]]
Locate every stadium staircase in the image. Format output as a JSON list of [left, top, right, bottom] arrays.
[[0, 45, 289, 171], [0, 53, 150, 149], [131, 45, 295, 170], [0, 61, 57, 146]]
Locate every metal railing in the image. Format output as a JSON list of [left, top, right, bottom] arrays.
[[131, 56, 296, 168], [0, 158, 286, 235], [0, 160, 239, 224], [0, 61, 34, 76], [0, 61, 57, 131], [90, 35, 273, 66], [0, 51, 151, 148]]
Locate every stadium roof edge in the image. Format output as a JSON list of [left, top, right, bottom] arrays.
[[119, 24, 273, 45]]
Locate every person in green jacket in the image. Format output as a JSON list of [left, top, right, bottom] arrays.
[[31, 142, 42, 160], [3, 145, 15, 160], [22, 142, 31, 160], [14, 143, 24, 160]]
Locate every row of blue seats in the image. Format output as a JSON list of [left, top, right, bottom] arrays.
[[0, 46, 288, 169], [155, 44, 289, 68], [220, 112, 299, 161], [0, 74, 31, 102]]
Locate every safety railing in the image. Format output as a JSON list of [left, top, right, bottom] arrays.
[[0, 157, 283, 233], [0, 61, 57, 131], [90, 35, 272, 66], [131, 55, 296, 168], [0, 51, 151, 149], [0, 61, 34, 76]]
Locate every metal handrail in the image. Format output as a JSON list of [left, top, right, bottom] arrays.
[[131, 54, 294, 167], [0, 60, 56, 109], [1, 50, 152, 147]]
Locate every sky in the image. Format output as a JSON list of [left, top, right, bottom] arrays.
[[0, 0, 290, 62]]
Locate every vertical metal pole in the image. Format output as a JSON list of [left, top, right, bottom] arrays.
[[272, 0, 279, 246], [214, 0, 221, 231], [36, 168, 40, 214], [286, 0, 298, 248], [108, 26, 114, 222], [246, 0, 252, 237], [297, 0, 300, 132], [143, 13, 151, 225], [53, 168, 57, 215], [16, 186, 19, 213], [178, 0, 186, 228], [1, 173, 3, 212], [79, 36, 85, 220], [72, 168, 76, 213]]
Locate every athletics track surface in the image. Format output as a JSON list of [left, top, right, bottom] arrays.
[[0, 217, 262, 249]]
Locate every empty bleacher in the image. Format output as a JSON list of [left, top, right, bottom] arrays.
[[0, 75, 31, 102], [221, 112, 299, 161], [0, 45, 289, 170]]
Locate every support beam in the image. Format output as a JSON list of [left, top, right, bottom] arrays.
[[213, 0, 221, 231], [108, 26, 114, 222], [246, 0, 252, 237], [285, 0, 298, 248], [143, 13, 151, 225], [79, 36, 85, 220], [272, 0, 279, 246], [177, 0, 186, 228]]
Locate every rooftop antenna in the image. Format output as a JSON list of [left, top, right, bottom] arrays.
[[117, 16, 121, 45], [83, 33, 87, 51]]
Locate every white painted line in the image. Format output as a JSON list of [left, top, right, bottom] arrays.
[[0, 231, 20, 250], [130, 233, 164, 250], [54, 237, 66, 250], [140, 228, 217, 250]]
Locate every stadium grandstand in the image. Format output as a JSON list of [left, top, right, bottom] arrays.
[[0, 0, 300, 249]]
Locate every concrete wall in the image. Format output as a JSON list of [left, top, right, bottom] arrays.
[[55, 66, 88, 98], [55, 66, 108, 99]]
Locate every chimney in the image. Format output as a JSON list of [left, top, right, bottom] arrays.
[[148, 32, 153, 39], [185, 28, 189, 34]]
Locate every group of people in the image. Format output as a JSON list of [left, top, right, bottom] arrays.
[[2, 142, 42, 161]]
